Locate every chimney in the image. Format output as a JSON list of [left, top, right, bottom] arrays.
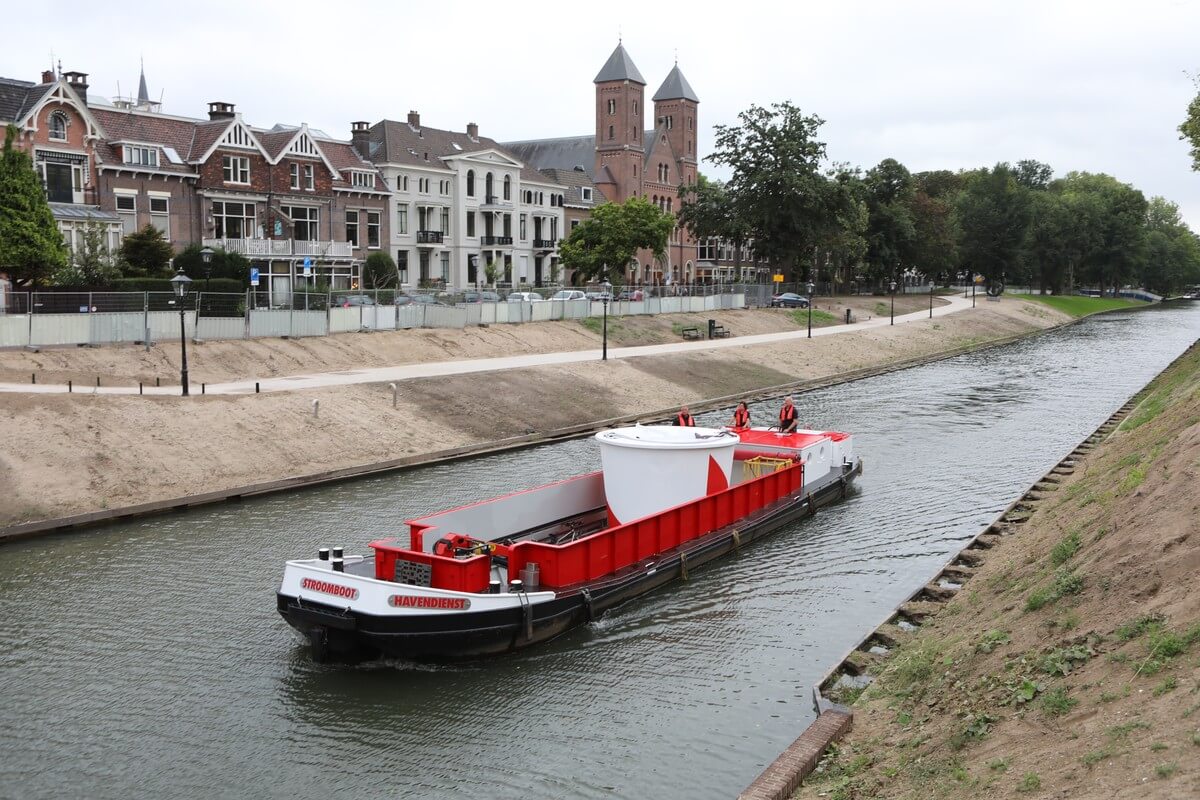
[[350, 121, 371, 159], [208, 101, 236, 121], [62, 71, 88, 104], [467, 122, 479, 140], [407, 110, 420, 129], [41, 70, 55, 84]]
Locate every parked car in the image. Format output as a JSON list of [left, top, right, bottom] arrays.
[[394, 295, 414, 306], [550, 289, 587, 301], [617, 288, 645, 301], [507, 291, 545, 302], [334, 294, 376, 307], [770, 292, 810, 308], [462, 291, 501, 303], [585, 291, 613, 301], [407, 293, 445, 306]]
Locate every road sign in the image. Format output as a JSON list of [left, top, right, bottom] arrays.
[[303, 257, 312, 277], [772, 274, 784, 283], [250, 267, 260, 287]]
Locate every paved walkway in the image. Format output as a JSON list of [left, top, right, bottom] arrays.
[[0, 295, 974, 396]]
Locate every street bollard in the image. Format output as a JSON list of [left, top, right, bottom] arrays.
[[68, 380, 72, 393], [312, 399, 319, 418], [31, 373, 35, 385], [156, 377, 160, 387], [139, 382, 143, 395], [255, 382, 260, 394], [202, 383, 206, 395], [96, 377, 100, 388], [389, 383, 398, 409]]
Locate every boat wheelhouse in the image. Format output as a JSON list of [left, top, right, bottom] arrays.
[[277, 424, 861, 662]]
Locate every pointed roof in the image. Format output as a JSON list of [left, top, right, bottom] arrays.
[[594, 43, 646, 85], [137, 64, 149, 104], [652, 64, 699, 103]]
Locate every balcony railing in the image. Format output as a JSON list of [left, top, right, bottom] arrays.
[[480, 195, 512, 209], [534, 238, 557, 250], [416, 230, 444, 244], [480, 235, 513, 246], [203, 238, 352, 258]]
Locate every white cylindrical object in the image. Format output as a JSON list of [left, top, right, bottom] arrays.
[[595, 425, 739, 525]]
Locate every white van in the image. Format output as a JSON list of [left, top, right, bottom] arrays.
[[551, 289, 587, 301], [507, 291, 544, 302]]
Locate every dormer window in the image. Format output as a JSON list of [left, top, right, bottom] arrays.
[[351, 171, 375, 189], [581, 187, 593, 202], [123, 145, 159, 167], [48, 111, 68, 141]]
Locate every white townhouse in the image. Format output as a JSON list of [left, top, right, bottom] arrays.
[[355, 112, 566, 291]]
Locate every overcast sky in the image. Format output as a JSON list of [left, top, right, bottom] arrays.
[[8, 0, 1200, 227]]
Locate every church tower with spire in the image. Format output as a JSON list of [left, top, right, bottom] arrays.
[[593, 42, 645, 204], [652, 62, 699, 190]]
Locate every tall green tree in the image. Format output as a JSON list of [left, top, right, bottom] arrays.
[[1021, 190, 1074, 294], [706, 102, 846, 281], [953, 164, 1032, 286], [0, 124, 68, 286], [1058, 172, 1148, 296], [863, 158, 916, 282], [1140, 196, 1200, 294], [816, 165, 869, 289], [1180, 74, 1200, 172], [678, 175, 754, 277], [559, 196, 673, 283], [119, 224, 174, 277]]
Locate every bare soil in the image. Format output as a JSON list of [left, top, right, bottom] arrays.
[[795, 343, 1200, 799], [0, 297, 1065, 528]]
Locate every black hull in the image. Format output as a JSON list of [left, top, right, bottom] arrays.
[[278, 461, 861, 662]]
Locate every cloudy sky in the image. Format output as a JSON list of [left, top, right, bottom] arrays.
[[8, 0, 1200, 227]]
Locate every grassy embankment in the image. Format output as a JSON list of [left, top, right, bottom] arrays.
[[1023, 295, 1147, 318], [797, 342, 1200, 800]]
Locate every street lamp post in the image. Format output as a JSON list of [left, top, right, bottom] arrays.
[[200, 246, 215, 294], [929, 280, 935, 319], [889, 279, 897, 325], [972, 280, 976, 308], [601, 279, 611, 361], [806, 280, 815, 339], [171, 270, 193, 396]]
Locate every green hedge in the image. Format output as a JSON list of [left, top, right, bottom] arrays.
[[109, 277, 245, 294]]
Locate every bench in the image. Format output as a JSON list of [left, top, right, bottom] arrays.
[[711, 325, 731, 339], [681, 326, 702, 340]]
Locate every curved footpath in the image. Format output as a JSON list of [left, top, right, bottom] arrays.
[[0, 295, 1063, 537], [0, 295, 973, 396]]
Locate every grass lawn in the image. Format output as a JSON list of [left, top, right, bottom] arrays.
[[790, 308, 838, 327], [1023, 295, 1147, 318]]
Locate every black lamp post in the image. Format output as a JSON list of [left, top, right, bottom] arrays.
[[171, 270, 193, 396], [929, 280, 935, 319], [806, 280, 815, 338], [889, 279, 897, 325], [200, 246, 215, 294], [601, 279, 611, 361], [972, 279, 976, 308]]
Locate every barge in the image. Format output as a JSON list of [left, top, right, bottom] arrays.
[[277, 423, 862, 662]]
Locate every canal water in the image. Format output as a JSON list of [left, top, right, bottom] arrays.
[[1, 304, 1197, 800]]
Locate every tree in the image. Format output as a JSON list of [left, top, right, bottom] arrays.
[[362, 251, 398, 290], [863, 158, 917, 282], [1140, 196, 1200, 294], [1058, 172, 1148, 295], [1180, 74, 1200, 172], [119, 224, 174, 277], [559, 196, 673, 283], [816, 165, 869, 288], [483, 259, 501, 287], [678, 174, 753, 280], [173, 244, 250, 283], [706, 102, 846, 281], [953, 164, 1032, 286], [0, 123, 68, 286], [50, 220, 121, 286], [1021, 190, 1074, 294]]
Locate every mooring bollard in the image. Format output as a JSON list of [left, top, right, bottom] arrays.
[[312, 399, 319, 418], [389, 382, 398, 409]]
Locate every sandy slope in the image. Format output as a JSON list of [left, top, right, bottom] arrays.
[[0, 297, 1063, 527]]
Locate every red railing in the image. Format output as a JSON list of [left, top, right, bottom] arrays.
[[506, 462, 803, 589], [369, 538, 491, 593]]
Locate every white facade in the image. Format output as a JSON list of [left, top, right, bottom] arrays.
[[377, 148, 565, 291]]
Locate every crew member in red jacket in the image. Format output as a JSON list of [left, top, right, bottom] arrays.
[[674, 405, 696, 426], [730, 401, 751, 429], [778, 396, 798, 433]]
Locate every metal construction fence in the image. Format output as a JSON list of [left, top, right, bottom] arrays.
[[0, 289, 748, 348]]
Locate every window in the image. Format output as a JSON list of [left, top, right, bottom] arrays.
[[466, 211, 476, 237], [633, 100, 638, 115], [418, 177, 429, 194], [466, 170, 475, 197], [608, 125, 614, 140], [396, 249, 409, 283], [418, 206, 429, 232], [123, 146, 158, 167], [688, 140, 692, 154], [400, 175, 408, 191], [538, 192, 544, 205], [351, 171, 375, 189], [149, 196, 169, 237], [283, 206, 319, 240], [396, 203, 408, 234], [304, 164, 314, 190], [440, 252, 450, 283], [689, 117, 693, 130], [519, 214, 526, 240], [571, 219, 580, 231], [485, 173, 493, 200], [666, 116, 674, 130], [607, 99, 615, 115], [581, 187, 593, 202], [367, 211, 380, 248], [48, 111, 67, 141], [551, 217, 557, 240], [503, 213, 511, 238], [503, 175, 511, 200], [441, 207, 450, 235], [290, 163, 300, 189], [212, 200, 255, 239], [222, 155, 250, 184], [346, 210, 359, 246], [115, 194, 137, 234], [633, 163, 637, 177]]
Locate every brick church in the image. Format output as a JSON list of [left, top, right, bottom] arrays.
[[505, 43, 700, 285]]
